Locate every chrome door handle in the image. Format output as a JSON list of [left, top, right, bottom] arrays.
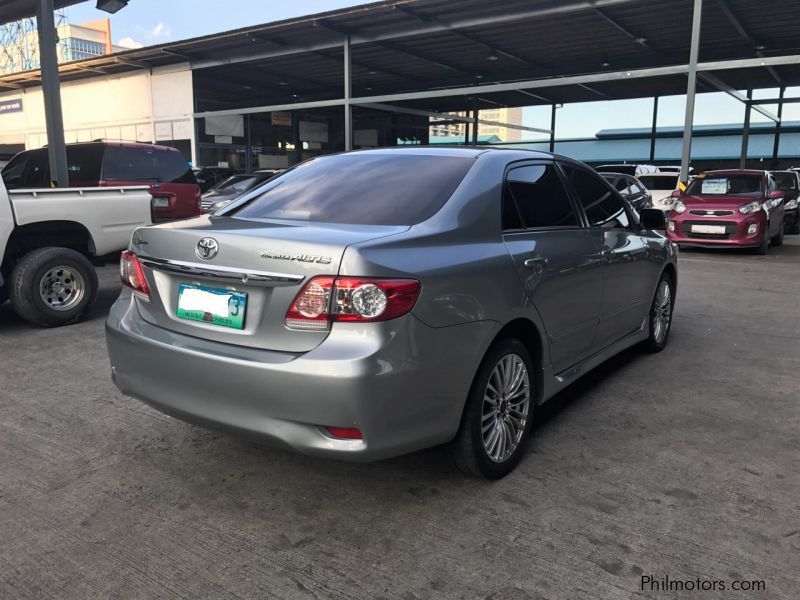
[[601, 248, 615, 260], [523, 256, 549, 269]]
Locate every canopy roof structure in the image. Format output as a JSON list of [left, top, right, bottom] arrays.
[[2, 0, 799, 112]]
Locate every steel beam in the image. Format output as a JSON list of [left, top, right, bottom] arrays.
[[344, 35, 352, 151], [549, 105, 557, 152], [36, 0, 68, 187], [650, 96, 658, 162], [771, 86, 785, 165], [680, 0, 702, 185], [740, 89, 752, 169], [750, 97, 800, 105], [715, 0, 782, 84], [698, 72, 779, 121]]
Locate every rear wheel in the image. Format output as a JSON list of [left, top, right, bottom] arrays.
[[10, 247, 98, 327], [450, 338, 535, 479], [643, 273, 674, 353]]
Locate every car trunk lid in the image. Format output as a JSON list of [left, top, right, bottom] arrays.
[[131, 215, 408, 352]]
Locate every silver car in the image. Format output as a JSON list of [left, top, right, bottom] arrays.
[[106, 148, 677, 478]]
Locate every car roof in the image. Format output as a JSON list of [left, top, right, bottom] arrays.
[[700, 169, 765, 176], [30, 141, 180, 153]]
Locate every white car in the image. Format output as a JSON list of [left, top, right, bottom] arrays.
[[637, 172, 682, 212]]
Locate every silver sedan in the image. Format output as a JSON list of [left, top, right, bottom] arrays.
[[106, 148, 677, 478]]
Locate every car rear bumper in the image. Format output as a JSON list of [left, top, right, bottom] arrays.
[[666, 212, 765, 247], [105, 291, 493, 461]]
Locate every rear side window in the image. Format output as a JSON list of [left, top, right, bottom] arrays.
[[23, 150, 50, 188], [231, 154, 474, 226], [563, 165, 632, 229], [102, 146, 195, 184], [66, 145, 103, 183], [504, 163, 579, 229]]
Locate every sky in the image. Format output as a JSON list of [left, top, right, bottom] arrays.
[[62, 0, 800, 141]]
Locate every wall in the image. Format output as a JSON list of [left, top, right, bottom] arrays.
[[0, 63, 196, 162]]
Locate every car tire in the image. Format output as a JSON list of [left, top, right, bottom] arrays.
[[771, 226, 784, 247], [754, 231, 769, 255], [643, 272, 674, 353], [10, 247, 98, 327], [450, 338, 535, 479]]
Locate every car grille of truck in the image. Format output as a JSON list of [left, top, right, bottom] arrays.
[[688, 209, 735, 216], [682, 220, 738, 239]]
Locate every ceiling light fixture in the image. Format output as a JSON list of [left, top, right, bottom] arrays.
[[96, 0, 129, 13], [486, 54, 499, 61]]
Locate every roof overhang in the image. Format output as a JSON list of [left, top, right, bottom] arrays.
[[0, 0, 88, 26]]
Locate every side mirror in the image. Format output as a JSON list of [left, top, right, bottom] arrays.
[[671, 189, 683, 199], [769, 190, 784, 200], [640, 208, 666, 230]]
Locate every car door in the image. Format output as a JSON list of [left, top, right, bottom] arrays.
[[560, 163, 654, 348], [501, 161, 603, 373]]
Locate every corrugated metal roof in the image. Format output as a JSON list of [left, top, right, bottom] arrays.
[[0, 0, 87, 26]]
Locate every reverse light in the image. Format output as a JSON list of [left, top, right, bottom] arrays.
[[672, 200, 687, 214], [785, 199, 798, 210], [120, 250, 151, 300], [285, 276, 421, 330], [739, 201, 762, 215]]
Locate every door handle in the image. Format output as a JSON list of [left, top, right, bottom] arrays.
[[601, 247, 615, 261], [523, 256, 549, 269]]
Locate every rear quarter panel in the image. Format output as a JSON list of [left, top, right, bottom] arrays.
[[9, 186, 153, 255]]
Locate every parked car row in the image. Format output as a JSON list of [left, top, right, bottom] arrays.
[[200, 169, 284, 213]]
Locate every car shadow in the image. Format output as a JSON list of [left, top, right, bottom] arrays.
[[0, 282, 120, 331]]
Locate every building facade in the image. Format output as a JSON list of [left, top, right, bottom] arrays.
[[430, 107, 524, 142]]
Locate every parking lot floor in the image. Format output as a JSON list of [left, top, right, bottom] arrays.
[[1, 238, 799, 600]]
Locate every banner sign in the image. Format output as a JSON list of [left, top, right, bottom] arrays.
[[0, 98, 23, 115]]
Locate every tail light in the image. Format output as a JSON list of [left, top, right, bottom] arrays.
[[325, 426, 362, 440], [286, 276, 420, 330], [194, 187, 202, 212], [120, 250, 151, 300]]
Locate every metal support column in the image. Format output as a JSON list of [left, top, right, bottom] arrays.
[[739, 89, 752, 169], [290, 112, 301, 166], [549, 104, 557, 152], [680, 0, 703, 187], [649, 96, 659, 162], [464, 110, 470, 145], [343, 36, 352, 151], [472, 98, 479, 146], [35, 0, 68, 187], [245, 114, 252, 173], [771, 86, 785, 166]]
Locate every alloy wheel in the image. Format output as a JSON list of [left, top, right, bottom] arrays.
[[481, 353, 531, 463], [652, 279, 672, 344]]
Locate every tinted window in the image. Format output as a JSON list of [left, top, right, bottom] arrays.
[[1, 152, 30, 188], [504, 164, 579, 229], [563, 165, 632, 229], [66, 145, 103, 184], [24, 150, 50, 187], [103, 146, 195, 184], [772, 172, 798, 191], [686, 175, 762, 196], [232, 154, 474, 226], [638, 175, 678, 190]]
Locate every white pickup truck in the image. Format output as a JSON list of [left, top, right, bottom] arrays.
[[0, 176, 152, 326]]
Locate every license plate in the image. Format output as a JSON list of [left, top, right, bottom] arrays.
[[176, 284, 247, 329], [691, 224, 726, 234], [153, 197, 170, 208]]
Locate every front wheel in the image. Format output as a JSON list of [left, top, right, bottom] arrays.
[[450, 338, 535, 479], [643, 273, 674, 353], [771, 225, 784, 247], [9, 247, 98, 327]]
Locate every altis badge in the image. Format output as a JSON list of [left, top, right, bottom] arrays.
[[260, 251, 332, 265]]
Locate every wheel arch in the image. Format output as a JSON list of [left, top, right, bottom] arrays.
[[3, 221, 96, 273]]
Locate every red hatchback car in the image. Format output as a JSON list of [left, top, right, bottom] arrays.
[[666, 169, 786, 254], [1, 142, 201, 221]]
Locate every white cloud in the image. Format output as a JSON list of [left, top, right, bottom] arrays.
[[117, 36, 144, 49], [149, 21, 171, 39]]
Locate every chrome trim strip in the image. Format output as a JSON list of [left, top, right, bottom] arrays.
[[138, 256, 305, 287]]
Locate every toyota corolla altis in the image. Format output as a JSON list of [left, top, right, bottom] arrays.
[[106, 148, 677, 478]]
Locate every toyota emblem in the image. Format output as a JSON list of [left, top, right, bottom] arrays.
[[196, 237, 219, 260]]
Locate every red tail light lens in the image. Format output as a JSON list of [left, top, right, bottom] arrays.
[[120, 250, 151, 300], [325, 426, 363, 440], [285, 276, 420, 330]]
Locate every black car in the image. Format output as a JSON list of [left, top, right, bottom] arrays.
[[200, 171, 282, 212], [771, 170, 800, 234], [193, 166, 237, 193], [600, 172, 652, 211]]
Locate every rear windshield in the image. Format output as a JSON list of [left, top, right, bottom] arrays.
[[638, 175, 677, 190], [772, 172, 798, 191], [230, 154, 475, 225], [686, 175, 762, 196], [102, 146, 195, 184]]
